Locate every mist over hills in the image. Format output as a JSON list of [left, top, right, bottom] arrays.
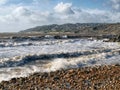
[[20, 23, 120, 35]]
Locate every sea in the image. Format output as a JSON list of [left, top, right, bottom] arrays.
[[0, 37, 120, 82]]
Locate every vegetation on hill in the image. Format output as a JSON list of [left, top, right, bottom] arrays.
[[20, 23, 120, 36]]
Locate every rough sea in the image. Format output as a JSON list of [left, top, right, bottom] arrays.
[[0, 38, 120, 82]]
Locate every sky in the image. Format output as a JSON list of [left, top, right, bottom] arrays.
[[0, 0, 120, 32]]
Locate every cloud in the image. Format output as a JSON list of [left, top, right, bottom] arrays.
[[54, 2, 74, 14], [0, 6, 32, 22], [0, 2, 120, 32], [12, 6, 32, 17], [0, 6, 57, 32], [0, 0, 8, 5], [110, 0, 120, 11], [53, 9, 111, 23]]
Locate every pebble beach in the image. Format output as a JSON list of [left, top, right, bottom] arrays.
[[0, 64, 120, 90]]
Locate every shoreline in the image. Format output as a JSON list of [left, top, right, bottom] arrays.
[[0, 32, 116, 39], [0, 32, 119, 42], [0, 64, 120, 90]]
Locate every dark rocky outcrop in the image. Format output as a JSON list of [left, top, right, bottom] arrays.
[[108, 35, 120, 42]]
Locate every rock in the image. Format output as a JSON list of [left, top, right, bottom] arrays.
[[53, 76, 60, 81], [44, 87, 51, 90], [10, 78, 17, 83], [68, 69, 74, 73], [42, 72, 48, 78]]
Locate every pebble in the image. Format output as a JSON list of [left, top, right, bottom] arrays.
[[0, 65, 120, 90]]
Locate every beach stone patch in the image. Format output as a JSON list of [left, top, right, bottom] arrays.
[[0, 65, 120, 90]]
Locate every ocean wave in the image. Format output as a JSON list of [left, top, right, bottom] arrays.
[[0, 39, 120, 82], [0, 48, 120, 68], [0, 48, 120, 82], [0, 39, 71, 47]]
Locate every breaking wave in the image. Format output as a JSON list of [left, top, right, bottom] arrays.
[[0, 48, 120, 68], [0, 38, 120, 82]]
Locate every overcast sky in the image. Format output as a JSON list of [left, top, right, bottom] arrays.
[[0, 0, 120, 32]]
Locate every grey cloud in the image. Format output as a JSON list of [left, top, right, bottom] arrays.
[[12, 6, 32, 17], [110, 0, 120, 11]]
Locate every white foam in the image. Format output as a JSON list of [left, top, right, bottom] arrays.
[[0, 39, 120, 82], [45, 49, 120, 72]]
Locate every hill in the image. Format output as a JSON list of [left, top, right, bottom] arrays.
[[20, 23, 120, 36]]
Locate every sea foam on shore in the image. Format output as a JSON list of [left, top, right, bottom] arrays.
[[0, 38, 120, 82]]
